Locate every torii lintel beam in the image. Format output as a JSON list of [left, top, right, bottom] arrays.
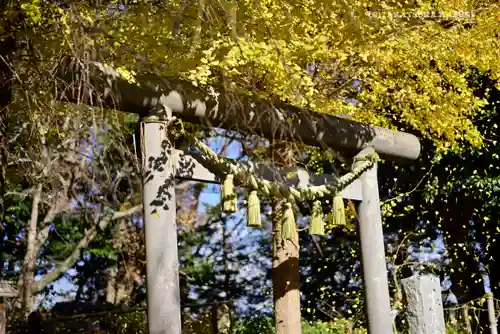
[[55, 57, 421, 162]]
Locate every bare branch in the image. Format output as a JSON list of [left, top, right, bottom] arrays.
[[5, 189, 36, 198], [21, 184, 42, 315], [31, 205, 142, 294], [35, 198, 70, 251]]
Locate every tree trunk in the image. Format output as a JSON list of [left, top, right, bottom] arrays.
[[211, 304, 219, 334], [176, 182, 205, 231], [0, 303, 5, 334], [106, 266, 118, 304], [462, 305, 473, 334], [21, 185, 42, 317], [0, 0, 15, 330], [487, 293, 498, 334], [272, 198, 301, 334], [442, 193, 484, 305], [107, 217, 144, 306], [486, 239, 500, 333]]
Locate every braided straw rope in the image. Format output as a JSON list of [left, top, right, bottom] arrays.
[[185, 133, 379, 204]]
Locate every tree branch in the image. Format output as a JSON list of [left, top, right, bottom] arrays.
[[31, 205, 142, 294], [21, 184, 42, 315], [35, 198, 70, 251]]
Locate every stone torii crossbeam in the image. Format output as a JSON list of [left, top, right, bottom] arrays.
[[55, 57, 421, 334]]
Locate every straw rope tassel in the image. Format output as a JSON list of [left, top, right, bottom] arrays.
[[332, 193, 346, 226], [222, 174, 238, 213], [247, 190, 261, 227], [309, 200, 325, 236], [281, 202, 296, 241]]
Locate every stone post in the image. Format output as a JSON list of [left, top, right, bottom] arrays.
[[401, 275, 446, 334]]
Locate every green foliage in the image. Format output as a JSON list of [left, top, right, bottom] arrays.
[[112, 311, 147, 334], [302, 319, 366, 334], [232, 316, 367, 334], [445, 326, 468, 334], [233, 316, 274, 334]]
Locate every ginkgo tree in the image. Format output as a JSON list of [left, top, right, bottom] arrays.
[[22, 0, 497, 149], [6, 0, 499, 146], [4, 0, 500, 331]]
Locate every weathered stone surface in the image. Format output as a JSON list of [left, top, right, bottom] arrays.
[[401, 275, 446, 334]]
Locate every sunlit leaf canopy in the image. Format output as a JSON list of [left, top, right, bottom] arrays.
[[15, 0, 500, 150]]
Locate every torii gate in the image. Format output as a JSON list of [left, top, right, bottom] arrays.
[[55, 57, 420, 334]]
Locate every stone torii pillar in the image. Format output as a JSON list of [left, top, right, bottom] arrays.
[[56, 57, 421, 334], [354, 147, 393, 333]]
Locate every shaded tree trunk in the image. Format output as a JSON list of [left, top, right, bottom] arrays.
[[0, 303, 5, 334], [441, 192, 489, 332], [272, 198, 301, 334], [178, 182, 205, 309], [0, 0, 15, 330], [106, 217, 144, 306], [176, 182, 205, 231], [442, 193, 484, 303], [106, 220, 132, 306]]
